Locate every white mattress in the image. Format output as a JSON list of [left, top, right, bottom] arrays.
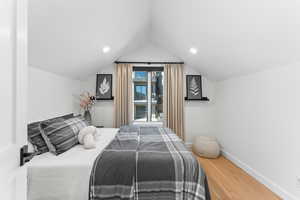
[[27, 128, 118, 200]]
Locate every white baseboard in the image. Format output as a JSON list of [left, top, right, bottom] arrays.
[[221, 149, 298, 200]]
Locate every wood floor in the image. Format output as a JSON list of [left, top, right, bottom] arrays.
[[196, 155, 281, 200]]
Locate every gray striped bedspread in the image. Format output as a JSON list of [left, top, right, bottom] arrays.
[[89, 125, 210, 200]]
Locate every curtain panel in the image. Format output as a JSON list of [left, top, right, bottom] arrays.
[[164, 64, 185, 140], [114, 63, 133, 128]]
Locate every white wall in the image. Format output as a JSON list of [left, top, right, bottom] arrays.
[[80, 44, 217, 142], [28, 67, 81, 122], [184, 67, 216, 142], [216, 63, 300, 200], [118, 43, 179, 62]]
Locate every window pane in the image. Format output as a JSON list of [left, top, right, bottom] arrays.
[[134, 105, 147, 121], [133, 71, 148, 121], [151, 71, 164, 121], [133, 71, 147, 81], [134, 85, 147, 100]]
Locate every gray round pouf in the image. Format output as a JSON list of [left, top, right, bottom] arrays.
[[192, 136, 220, 158]]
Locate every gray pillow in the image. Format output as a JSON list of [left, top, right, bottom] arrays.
[[40, 116, 88, 155], [27, 113, 74, 154]]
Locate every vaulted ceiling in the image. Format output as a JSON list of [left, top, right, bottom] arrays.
[[29, 0, 300, 80]]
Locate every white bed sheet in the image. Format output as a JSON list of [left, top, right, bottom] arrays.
[[27, 128, 118, 200]]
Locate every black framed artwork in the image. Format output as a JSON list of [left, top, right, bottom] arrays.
[[96, 74, 114, 100], [185, 75, 204, 100]]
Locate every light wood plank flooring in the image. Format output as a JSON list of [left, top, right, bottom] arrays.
[[196, 155, 281, 200]]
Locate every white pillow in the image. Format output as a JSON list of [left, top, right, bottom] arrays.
[[78, 126, 97, 149]]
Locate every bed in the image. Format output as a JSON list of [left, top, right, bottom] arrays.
[[28, 127, 209, 200]]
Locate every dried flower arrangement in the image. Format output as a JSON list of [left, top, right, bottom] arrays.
[[80, 92, 95, 111]]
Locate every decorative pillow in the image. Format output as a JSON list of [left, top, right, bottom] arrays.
[[27, 113, 74, 155], [40, 116, 88, 155], [78, 126, 97, 149]]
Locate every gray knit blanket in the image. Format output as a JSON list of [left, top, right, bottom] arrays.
[[89, 125, 209, 200]]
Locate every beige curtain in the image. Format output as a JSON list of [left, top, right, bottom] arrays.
[[114, 64, 133, 128], [164, 64, 185, 140]]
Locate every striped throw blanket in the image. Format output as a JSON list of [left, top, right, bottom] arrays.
[[89, 125, 209, 200]]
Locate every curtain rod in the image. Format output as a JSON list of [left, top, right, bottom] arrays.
[[114, 61, 184, 65]]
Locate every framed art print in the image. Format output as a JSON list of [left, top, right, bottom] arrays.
[[96, 74, 114, 100], [185, 75, 203, 100]]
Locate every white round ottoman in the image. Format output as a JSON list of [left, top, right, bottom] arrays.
[[192, 136, 220, 158]]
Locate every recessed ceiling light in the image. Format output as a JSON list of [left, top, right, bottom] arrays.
[[189, 47, 197, 55], [102, 46, 111, 53]]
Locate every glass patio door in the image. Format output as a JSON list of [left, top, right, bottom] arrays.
[[132, 67, 164, 122]]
